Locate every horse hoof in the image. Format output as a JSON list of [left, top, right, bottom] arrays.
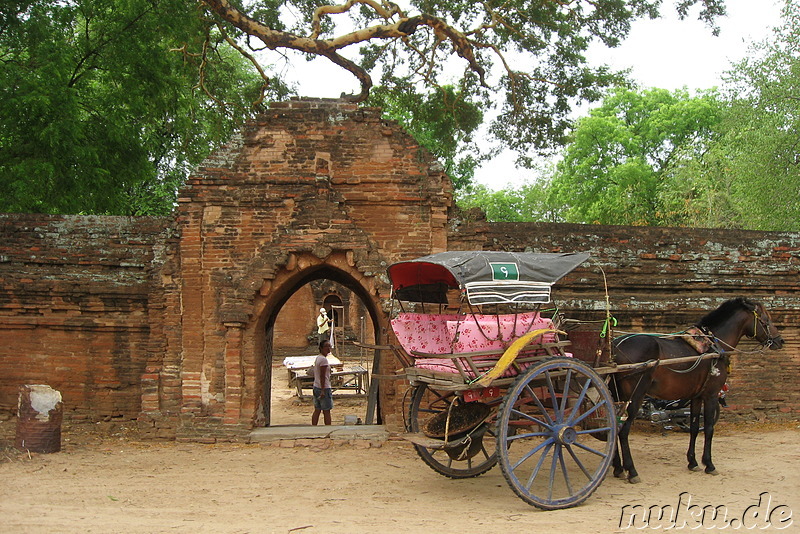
[[614, 470, 626, 479], [628, 476, 641, 484], [689, 465, 701, 472], [706, 469, 719, 476]]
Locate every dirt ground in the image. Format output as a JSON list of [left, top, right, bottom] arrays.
[[1, 362, 798, 534]]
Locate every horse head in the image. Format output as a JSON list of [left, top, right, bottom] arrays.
[[749, 300, 784, 350]]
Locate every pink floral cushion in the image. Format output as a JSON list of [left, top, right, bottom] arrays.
[[391, 313, 458, 355], [392, 312, 569, 379], [391, 312, 555, 356], [447, 313, 555, 353]]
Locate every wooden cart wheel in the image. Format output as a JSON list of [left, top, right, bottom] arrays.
[[496, 358, 617, 510], [407, 383, 498, 479]]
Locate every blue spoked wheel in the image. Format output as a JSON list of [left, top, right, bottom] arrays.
[[496, 358, 617, 510]]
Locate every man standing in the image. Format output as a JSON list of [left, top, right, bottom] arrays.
[[311, 340, 333, 425], [316, 307, 331, 343]]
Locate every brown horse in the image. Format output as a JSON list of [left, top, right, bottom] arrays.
[[611, 298, 784, 483]]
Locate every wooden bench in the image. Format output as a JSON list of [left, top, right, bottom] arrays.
[[292, 365, 370, 399], [283, 355, 342, 387]]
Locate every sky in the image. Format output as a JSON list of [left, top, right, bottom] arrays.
[[278, 1, 786, 190], [588, 0, 783, 92]]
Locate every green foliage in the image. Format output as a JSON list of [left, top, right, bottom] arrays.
[[204, 0, 728, 173], [655, 0, 800, 231], [0, 0, 284, 215], [457, 174, 561, 222], [547, 87, 723, 226], [0, 0, 739, 215], [705, 0, 799, 230], [457, 2, 800, 232]]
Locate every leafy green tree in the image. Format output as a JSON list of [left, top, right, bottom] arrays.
[[673, 0, 800, 231], [547, 87, 723, 225], [201, 0, 728, 166], [458, 178, 560, 222], [0, 0, 287, 215], [1, 0, 733, 214]]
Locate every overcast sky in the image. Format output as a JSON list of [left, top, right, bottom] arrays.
[[588, 0, 783, 92]]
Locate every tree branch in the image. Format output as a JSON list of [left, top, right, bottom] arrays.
[[216, 22, 270, 108], [201, 0, 487, 102], [311, 0, 405, 39]]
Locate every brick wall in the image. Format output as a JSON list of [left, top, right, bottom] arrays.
[[273, 284, 316, 348], [0, 214, 174, 421]]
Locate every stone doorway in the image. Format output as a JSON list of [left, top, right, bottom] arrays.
[[257, 258, 382, 427]]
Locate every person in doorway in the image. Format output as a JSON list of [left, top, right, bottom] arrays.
[[311, 340, 333, 425], [316, 307, 332, 344]]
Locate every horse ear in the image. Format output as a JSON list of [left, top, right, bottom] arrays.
[[740, 297, 757, 312]]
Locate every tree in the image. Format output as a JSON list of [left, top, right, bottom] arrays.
[[457, 178, 560, 222], [200, 0, 728, 162], [655, 0, 800, 231], [692, 0, 800, 230], [547, 87, 723, 226], [0, 0, 287, 215]]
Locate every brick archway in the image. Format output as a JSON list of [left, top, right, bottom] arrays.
[[248, 251, 386, 427]]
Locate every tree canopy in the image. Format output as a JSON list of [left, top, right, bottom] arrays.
[[548, 87, 723, 226], [0, 0, 735, 215], [683, 0, 800, 231], [456, 1, 800, 232], [457, 180, 560, 222], [0, 0, 287, 215]]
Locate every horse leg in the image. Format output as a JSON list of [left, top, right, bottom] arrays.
[[615, 414, 641, 483], [686, 397, 701, 471], [612, 439, 624, 478], [614, 383, 650, 484], [701, 396, 720, 475]]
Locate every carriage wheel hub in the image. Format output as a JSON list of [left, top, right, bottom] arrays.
[[556, 425, 577, 445]]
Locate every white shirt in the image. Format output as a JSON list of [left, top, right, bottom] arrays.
[[313, 354, 331, 389]]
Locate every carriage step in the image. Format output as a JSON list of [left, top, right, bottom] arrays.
[[402, 432, 467, 450]]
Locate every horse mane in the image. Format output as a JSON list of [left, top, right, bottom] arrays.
[[696, 297, 757, 329]]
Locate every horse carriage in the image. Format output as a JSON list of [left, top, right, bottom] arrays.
[[377, 250, 784, 510]]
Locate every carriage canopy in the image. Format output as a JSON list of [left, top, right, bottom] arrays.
[[387, 251, 590, 305]]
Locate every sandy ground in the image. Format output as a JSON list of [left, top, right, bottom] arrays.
[[1, 363, 798, 533]]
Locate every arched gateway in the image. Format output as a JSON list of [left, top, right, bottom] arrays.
[[140, 99, 453, 439]]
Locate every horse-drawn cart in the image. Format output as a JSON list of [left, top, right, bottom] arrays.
[[384, 250, 618, 510], [377, 251, 783, 510]]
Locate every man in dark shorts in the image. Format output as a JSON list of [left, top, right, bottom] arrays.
[[311, 340, 333, 425]]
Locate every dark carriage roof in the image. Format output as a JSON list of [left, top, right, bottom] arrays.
[[387, 251, 591, 305]]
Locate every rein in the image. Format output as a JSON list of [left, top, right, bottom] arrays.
[[663, 353, 707, 374]]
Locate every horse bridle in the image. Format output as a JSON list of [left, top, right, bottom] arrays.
[[750, 307, 781, 348]]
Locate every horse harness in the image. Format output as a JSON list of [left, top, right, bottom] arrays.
[[611, 330, 724, 404], [674, 325, 729, 375]]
